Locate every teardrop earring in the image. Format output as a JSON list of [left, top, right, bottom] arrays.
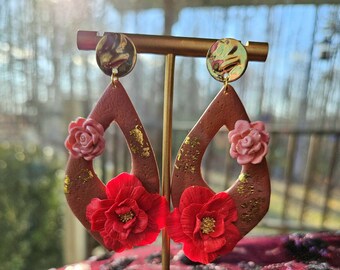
[[167, 38, 271, 264], [64, 33, 168, 252]]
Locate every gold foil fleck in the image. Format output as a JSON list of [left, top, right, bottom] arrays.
[[184, 136, 200, 148], [237, 184, 254, 197], [129, 125, 144, 146], [241, 213, 252, 223], [240, 203, 247, 209], [78, 168, 94, 183], [239, 173, 250, 183], [174, 162, 196, 174], [190, 137, 200, 148], [130, 144, 138, 154], [193, 150, 200, 160], [240, 197, 265, 223], [64, 175, 71, 194], [237, 173, 254, 197], [142, 147, 150, 157], [237, 185, 246, 195], [177, 148, 184, 161], [129, 125, 151, 158], [175, 144, 200, 173]]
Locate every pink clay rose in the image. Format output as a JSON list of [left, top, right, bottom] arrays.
[[228, 120, 269, 165], [65, 117, 105, 160]]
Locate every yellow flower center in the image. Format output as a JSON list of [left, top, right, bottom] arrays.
[[200, 217, 216, 234], [118, 210, 135, 223]]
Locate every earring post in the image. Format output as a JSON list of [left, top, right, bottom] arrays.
[[77, 30, 268, 61]]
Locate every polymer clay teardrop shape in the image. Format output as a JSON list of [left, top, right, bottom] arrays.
[[64, 81, 159, 246], [171, 84, 270, 236]]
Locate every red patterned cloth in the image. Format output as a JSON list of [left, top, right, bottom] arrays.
[[56, 232, 340, 270]]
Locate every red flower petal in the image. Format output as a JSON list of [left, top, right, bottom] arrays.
[[167, 186, 241, 264], [86, 173, 169, 252], [106, 173, 142, 200], [166, 208, 189, 243], [208, 215, 225, 238], [111, 224, 131, 240], [181, 204, 202, 238], [86, 198, 114, 230], [145, 195, 168, 229], [131, 186, 152, 209], [217, 224, 241, 255], [90, 210, 108, 231], [101, 230, 126, 252], [203, 236, 226, 253], [86, 198, 102, 218], [183, 242, 216, 264], [179, 186, 214, 212], [103, 223, 125, 244], [132, 209, 148, 233], [105, 209, 130, 235], [204, 192, 237, 222], [129, 228, 159, 246]]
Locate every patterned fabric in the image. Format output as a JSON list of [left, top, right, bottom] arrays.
[[55, 232, 340, 270]]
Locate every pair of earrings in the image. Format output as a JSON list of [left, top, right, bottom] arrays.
[[64, 33, 270, 264]]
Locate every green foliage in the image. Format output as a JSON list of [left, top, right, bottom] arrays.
[[0, 142, 63, 270]]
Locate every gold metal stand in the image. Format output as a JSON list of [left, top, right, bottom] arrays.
[[161, 53, 175, 270], [77, 30, 269, 270]]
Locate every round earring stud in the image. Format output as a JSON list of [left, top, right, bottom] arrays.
[[206, 38, 248, 83], [96, 33, 137, 78]]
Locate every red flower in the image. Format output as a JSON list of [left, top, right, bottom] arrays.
[[228, 120, 269, 165], [86, 173, 168, 252], [65, 117, 105, 161], [167, 186, 241, 264]]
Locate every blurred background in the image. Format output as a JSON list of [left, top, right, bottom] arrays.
[[0, 0, 339, 269]]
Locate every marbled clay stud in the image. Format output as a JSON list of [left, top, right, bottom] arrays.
[[96, 32, 137, 84]]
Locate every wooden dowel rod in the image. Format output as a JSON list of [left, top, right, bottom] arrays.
[[77, 30, 268, 61]]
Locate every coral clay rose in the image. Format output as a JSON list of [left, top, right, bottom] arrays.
[[86, 173, 168, 252], [167, 186, 241, 264], [228, 120, 269, 165], [65, 117, 105, 161]]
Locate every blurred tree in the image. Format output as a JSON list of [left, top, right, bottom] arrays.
[[0, 143, 63, 270]]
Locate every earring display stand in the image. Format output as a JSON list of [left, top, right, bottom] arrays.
[[77, 30, 269, 270]]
